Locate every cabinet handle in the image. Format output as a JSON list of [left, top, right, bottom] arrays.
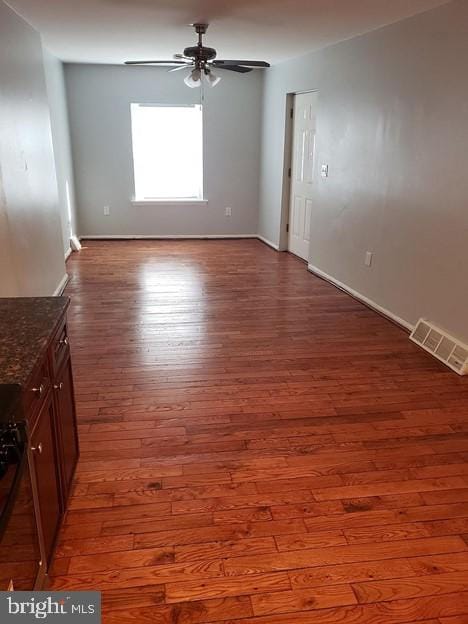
[[59, 337, 69, 346], [54, 382, 64, 391], [32, 383, 45, 396], [31, 442, 43, 455]]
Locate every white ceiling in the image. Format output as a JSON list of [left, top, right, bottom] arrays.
[[7, 0, 449, 65]]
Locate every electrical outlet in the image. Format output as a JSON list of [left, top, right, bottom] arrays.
[[225, 207, 232, 217], [104, 206, 110, 216], [321, 164, 329, 178], [365, 251, 373, 267]]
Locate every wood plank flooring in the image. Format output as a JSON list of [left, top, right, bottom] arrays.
[[51, 239, 468, 623]]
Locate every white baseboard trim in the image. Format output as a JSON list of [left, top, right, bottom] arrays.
[[307, 263, 414, 332], [54, 273, 70, 296], [257, 235, 280, 251], [78, 235, 287, 250], [70, 235, 82, 251], [64, 248, 72, 261], [80, 234, 258, 240]]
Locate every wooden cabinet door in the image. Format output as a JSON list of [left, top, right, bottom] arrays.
[[29, 393, 61, 565], [54, 358, 79, 506]]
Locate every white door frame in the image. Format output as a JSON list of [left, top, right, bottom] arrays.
[[278, 89, 319, 253]]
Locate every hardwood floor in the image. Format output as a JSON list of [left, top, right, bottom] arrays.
[[51, 239, 468, 622]]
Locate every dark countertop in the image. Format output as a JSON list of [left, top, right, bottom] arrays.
[[0, 298, 70, 388]]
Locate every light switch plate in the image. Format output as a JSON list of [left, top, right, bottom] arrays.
[[321, 164, 329, 178]]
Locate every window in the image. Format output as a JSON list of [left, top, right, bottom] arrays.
[[131, 104, 204, 201]]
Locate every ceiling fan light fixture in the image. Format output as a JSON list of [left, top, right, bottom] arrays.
[[206, 71, 222, 87], [184, 68, 201, 88]]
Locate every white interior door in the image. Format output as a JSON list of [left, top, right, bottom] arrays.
[[288, 91, 318, 261]]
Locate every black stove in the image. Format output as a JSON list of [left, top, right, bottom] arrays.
[[0, 385, 23, 479], [0, 384, 22, 423]]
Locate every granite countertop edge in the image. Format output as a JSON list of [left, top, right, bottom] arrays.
[[0, 297, 70, 388]]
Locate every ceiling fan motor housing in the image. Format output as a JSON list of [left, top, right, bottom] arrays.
[[183, 46, 217, 62]]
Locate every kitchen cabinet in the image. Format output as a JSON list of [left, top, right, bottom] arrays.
[[29, 390, 61, 567], [0, 297, 79, 589], [53, 357, 79, 509]]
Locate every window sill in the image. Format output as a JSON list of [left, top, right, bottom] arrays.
[[132, 198, 208, 206]]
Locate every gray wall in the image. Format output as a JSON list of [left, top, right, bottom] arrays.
[[0, 1, 66, 296], [65, 64, 263, 237], [258, 0, 468, 344], [43, 49, 78, 256]]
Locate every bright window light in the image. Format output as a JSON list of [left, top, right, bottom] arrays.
[[131, 104, 203, 201]]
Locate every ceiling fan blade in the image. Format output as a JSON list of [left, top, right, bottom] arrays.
[[215, 65, 252, 73], [168, 65, 191, 73], [213, 60, 270, 68], [125, 60, 188, 66]]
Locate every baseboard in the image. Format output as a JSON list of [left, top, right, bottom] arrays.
[[256, 235, 280, 251], [307, 263, 414, 333], [70, 235, 82, 251], [80, 234, 258, 240], [78, 235, 282, 250], [54, 273, 70, 296], [64, 248, 72, 261]]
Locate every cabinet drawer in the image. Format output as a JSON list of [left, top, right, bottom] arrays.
[[51, 319, 70, 375], [23, 361, 51, 427]]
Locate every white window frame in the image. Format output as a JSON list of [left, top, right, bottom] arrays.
[[130, 103, 206, 205]]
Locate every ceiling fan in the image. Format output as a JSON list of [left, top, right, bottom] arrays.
[[125, 23, 270, 88]]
